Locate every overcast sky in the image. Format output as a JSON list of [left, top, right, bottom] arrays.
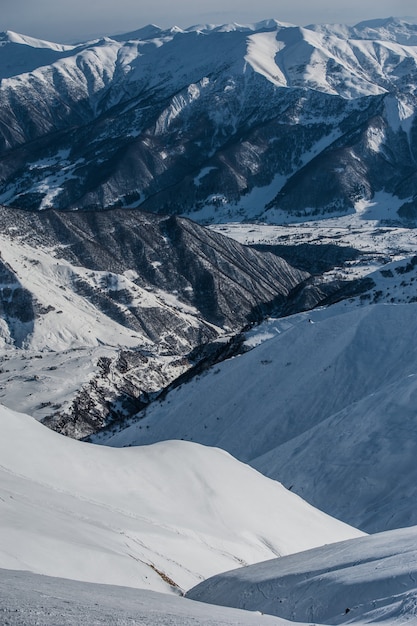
[[2, 0, 417, 42]]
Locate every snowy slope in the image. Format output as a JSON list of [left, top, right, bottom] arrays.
[[1, 18, 417, 218], [98, 302, 417, 533], [188, 526, 417, 625], [0, 30, 74, 80], [0, 404, 362, 594], [0, 568, 295, 626]]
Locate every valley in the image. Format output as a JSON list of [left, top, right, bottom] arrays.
[[0, 15, 417, 626]]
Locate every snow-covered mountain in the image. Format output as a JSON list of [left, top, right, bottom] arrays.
[[96, 298, 417, 534], [1, 16, 417, 625], [1, 18, 417, 221], [188, 526, 417, 624], [0, 204, 311, 437], [0, 404, 362, 594]]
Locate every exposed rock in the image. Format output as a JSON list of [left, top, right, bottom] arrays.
[[0, 20, 417, 221]]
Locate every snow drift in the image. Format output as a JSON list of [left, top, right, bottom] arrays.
[[187, 526, 417, 625], [0, 567, 291, 626], [0, 404, 362, 594]]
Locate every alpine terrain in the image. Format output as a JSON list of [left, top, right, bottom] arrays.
[[0, 15, 417, 626], [0, 17, 417, 222]]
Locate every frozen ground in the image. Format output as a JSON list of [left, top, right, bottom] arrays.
[[211, 201, 417, 281], [0, 346, 111, 421], [188, 526, 417, 625], [0, 568, 294, 626]]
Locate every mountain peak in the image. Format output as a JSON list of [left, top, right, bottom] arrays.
[[110, 24, 164, 42], [352, 15, 417, 43], [355, 16, 398, 28], [1, 17, 417, 220], [0, 29, 72, 50]]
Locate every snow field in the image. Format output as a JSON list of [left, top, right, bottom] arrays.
[[0, 567, 298, 626], [187, 526, 417, 625], [100, 302, 417, 532], [0, 404, 362, 595]]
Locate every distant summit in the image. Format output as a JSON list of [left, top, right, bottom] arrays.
[[0, 18, 416, 222]]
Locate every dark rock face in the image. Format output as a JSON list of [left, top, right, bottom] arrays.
[[251, 243, 361, 274], [0, 206, 307, 332], [265, 110, 417, 219], [0, 21, 416, 220], [0, 258, 34, 347], [0, 205, 311, 437]]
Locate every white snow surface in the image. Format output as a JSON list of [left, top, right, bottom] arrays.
[[1, 30, 73, 51], [210, 208, 417, 279], [3, 18, 417, 99], [0, 234, 151, 352], [0, 568, 297, 626], [187, 526, 417, 625], [99, 302, 417, 533], [0, 404, 362, 595]]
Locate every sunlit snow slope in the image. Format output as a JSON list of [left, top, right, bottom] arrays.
[[100, 302, 417, 533], [0, 405, 362, 594]]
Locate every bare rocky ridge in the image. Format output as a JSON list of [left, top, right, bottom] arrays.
[[2, 204, 345, 437], [0, 204, 372, 438], [0, 205, 309, 328]]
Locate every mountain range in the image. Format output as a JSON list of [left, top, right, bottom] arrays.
[[0, 204, 320, 437], [1, 15, 417, 626], [0, 17, 417, 221]]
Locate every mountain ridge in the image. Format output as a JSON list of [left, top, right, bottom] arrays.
[[97, 300, 417, 534], [0, 18, 417, 220], [0, 403, 363, 594], [0, 204, 320, 437]]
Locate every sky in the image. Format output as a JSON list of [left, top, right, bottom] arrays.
[[2, 0, 417, 42]]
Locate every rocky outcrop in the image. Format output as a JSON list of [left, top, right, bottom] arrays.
[[0, 204, 310, 437]]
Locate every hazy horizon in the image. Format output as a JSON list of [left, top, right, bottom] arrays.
[[2, 0, 417, 43]]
